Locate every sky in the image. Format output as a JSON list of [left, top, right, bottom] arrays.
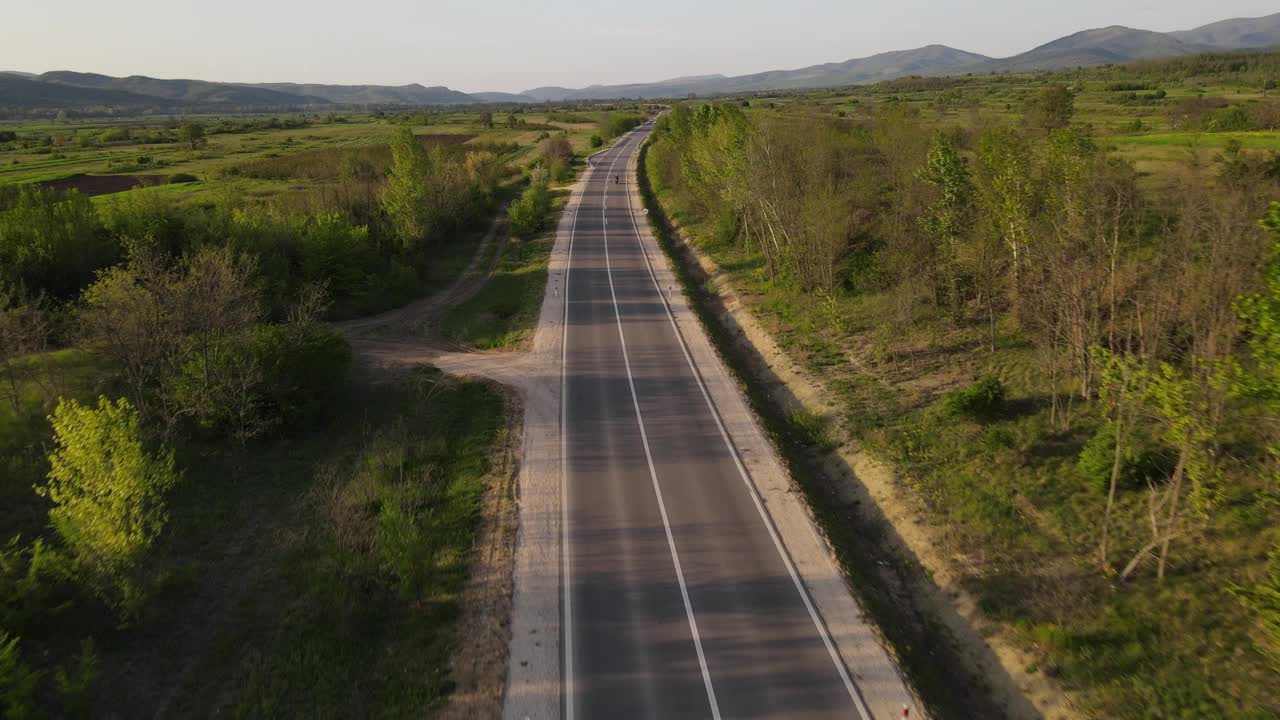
[[4, 1, 1277, 93]]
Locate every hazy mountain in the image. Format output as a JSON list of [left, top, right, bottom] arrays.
[[0, 74, 179, 109], [960, 26, 1208, 74], [1, 71, 37, 78], [509, 13, 1279, 99], [3, 11, 1279, 115], [245, 82, 476, 105], [715, 45, 991, 91], [521, 86, 579, 102], [0, 72, 495, 113], [38, 71, 329, 106], [534, 45, 990, 100], [1169, 12, 1280, 49], [466, 91, 534, 104]]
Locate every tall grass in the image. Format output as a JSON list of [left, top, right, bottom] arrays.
[[231, 369, 505, 717]]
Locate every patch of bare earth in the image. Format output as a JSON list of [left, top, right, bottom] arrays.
[[435, 386, 520, 720], [38, 173, 164, 197]]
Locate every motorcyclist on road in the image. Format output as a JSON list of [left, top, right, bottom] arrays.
[[615, 175, 620, 184]]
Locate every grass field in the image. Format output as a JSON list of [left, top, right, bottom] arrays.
[[0, 110, 610, 205]]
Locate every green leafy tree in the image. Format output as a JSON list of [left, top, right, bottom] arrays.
[[1118, 363, 1220, 582], [601, 112, 643, 139], [380, 128, 430, 250], [917, 131, 973, 314], [541, 135, 574, 182], [0, 186, 113, 299], [39, 397, 178, 611], [177, 122, 205, 150], [1028, 83, 1075, 131], [507, 180, 551, 238], [1236, 202, 1280, 477], [974, 125, 1037, 322], [1091, 346, 1155, 571]]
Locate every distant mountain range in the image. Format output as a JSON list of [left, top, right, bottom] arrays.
[[529, 12, 1278, 100], [1, 12, 1277, 113]]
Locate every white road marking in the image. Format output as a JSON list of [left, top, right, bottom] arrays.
[[598, 133, 723, 719], [620, 133, 876, 720], [560, 135, 621, 720], [558, 135, 590, 720]]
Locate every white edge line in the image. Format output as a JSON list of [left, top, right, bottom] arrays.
[[621, 127, 877, 720], [560, 133, 604, 717], [559, 131, 653, 720], [599, 131, 724, 719]]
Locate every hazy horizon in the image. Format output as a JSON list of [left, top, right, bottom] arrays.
[[7, 1, 1278, 93]]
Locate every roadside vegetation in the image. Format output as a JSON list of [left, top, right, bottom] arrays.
[[0, 101, 650, 715], [645, 49, 1280, 719]]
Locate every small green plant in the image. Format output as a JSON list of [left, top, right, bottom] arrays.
[[0, 631, 39, 720], [167, 172, 198, 184], [941, 376, 1006, 419], [0, 537, 69, 631], [789, 409, 836, 450], [590, 134, 603, 149], [54, 638, 98, 718], [1076, 424, 1175, 493], [1232, 543, 1280, 670], [816, 289, 845, 336]]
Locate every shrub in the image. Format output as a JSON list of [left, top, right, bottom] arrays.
[[1209, 104, 1254, 132], [590, 134, 603, 148], [251, 322, 352, 424], [1232, 543, 1280, 670], [941, 376, 1006, 418], [39, 397, 178, 613], [169, 319, 350, 440], [298, 213, 376, 300], [54, 639, 97, 717], [167, 172, 198, 184], [0, 187, 113, 299], [0, 631, 39, 720], [1078, 424, 1124, 492], [169, 331, 270, 441], [789, 409, 836, 450], [507, 181, 552, 239], [1077, 424, 1176, 493], [541, 136, 574, 182], [0, 538, 70, 632]]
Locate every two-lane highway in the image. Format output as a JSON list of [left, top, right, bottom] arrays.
[[560, 124, 874, 719]]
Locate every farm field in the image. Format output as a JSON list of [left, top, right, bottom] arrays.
[[0, 109, 617, 199]]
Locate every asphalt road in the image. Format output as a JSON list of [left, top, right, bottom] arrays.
[[560, 124, 874, 719]]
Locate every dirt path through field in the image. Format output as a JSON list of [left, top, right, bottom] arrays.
[[336, 201, 550, 720]]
